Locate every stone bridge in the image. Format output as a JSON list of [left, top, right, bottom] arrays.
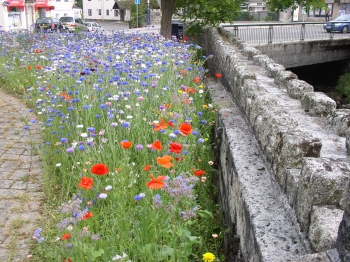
[[255, 38, 350, 68], [198, 27, 350, 261]]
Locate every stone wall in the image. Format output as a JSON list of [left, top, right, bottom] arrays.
[[199, 27, 350, 261]]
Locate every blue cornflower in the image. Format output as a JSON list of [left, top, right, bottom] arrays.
[[122, 122, 130, 128], [134, 195, 142, 201]]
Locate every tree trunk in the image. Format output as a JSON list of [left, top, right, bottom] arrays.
[[160, 0, 176, 39]]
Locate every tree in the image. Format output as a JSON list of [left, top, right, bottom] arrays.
[[160, 0, 245, 38], [264, 0, 326, 13]]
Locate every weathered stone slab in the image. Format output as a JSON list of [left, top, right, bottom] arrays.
[[291, 252, 330, 262], [273, 131, 322, 188], [285, 169, 301, 208], [326, 109, 350, 137], [274, 70, 298, 89], [265, 62, 285, 78], [287, 79, 314, 100], [252, 54, 273, 68], [296, 158, 350, 234], [243, 46, 261, 60], [301, 92, 336, 116], [336, 180, 350, 262], [308, 205, 343, 252]]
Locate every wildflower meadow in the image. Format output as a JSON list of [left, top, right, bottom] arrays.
[[0, 30, 223, 261]]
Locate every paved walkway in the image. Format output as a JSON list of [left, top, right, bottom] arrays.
[[0, 89, 43, 261]]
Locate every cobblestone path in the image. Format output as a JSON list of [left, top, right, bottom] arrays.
[[0, 89, 43, 261]]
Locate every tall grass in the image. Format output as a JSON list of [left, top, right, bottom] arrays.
[[0, 30, 223, 262]]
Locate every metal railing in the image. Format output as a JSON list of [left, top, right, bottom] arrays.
[[221, 22, 348, 45]]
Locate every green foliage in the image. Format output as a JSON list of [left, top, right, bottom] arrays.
[[264, 13, 276, 21], [336, 72, 350, 102], [264, 0, 326, 12], [174, 0, 245, 36]]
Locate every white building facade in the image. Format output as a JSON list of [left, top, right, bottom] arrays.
[[0, 0, 78, 31], [82, 0, 130, 21], [248, 0, 266, 12]]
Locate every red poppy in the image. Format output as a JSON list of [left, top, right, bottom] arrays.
[[178, 122, 193, 135], [61, 233, 71, 241], [166, 120, 174, 127], [143, 165, 152, 171], [120, 140, 132, 149], [152, 140, 163, 151], [157, 155, 174, 168], [35, 49, 42, 53], [82, 211, 93, 220], [175, 157, 185, 161], [215, 73, 222, 79], [185, 87, 196, 93], [181, 69, 187, 74], [153, 119, 169, 131], [193, 169, 206, 177], [63, 258, 73, 262], [27, 65, 32, 70], [78, 177, 94, 190], [169, 142, 182, 154], [91, 163, 109, 175], [36, 65, 41, 70], [193, 77, 200, 83], [146, 174, 166, 189]]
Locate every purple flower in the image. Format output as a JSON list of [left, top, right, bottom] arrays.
[[38, 237, 44, 243], [66, 147, 74, 153], [136, 144, 143, 150]]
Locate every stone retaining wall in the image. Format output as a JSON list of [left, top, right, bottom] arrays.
[[199, 27, 350, 261]]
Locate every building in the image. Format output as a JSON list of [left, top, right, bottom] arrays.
[[293, 0, 350, 22], [82, 0, 130, 21], [248, 0, 266, 12], [0, 0, 79, 31]]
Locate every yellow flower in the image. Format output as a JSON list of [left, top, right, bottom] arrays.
[[178, 90, 183, 94], [202, 252, 215, 262], [203, 104, 208, 109], [199, 85, 203, 89]]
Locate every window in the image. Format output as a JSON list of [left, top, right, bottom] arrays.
[[88, 9, 92, 16], [8, 7, 22, 28], [98, 9, 101, 15], [114, 9, 119, 16], [106, 9, 109, 16], [308, 4, 333, 17]]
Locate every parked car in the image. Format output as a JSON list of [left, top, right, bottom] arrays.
[[84, 22, 104, 33], [92, 22, 104, 32], [59, 16, 89, 32], [34, 17, 67, 33], [324, 14, 350, 33]]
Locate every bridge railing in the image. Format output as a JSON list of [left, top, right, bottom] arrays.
[[221, 22, 346, 45]]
